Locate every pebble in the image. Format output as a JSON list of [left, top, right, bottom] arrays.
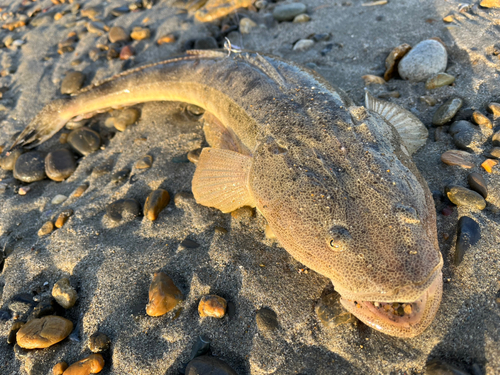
[[52, 277, 78, 309], [130, 27, 150, 41], [157, 34, 176, 44], [135, 155, 153, 169], [432, 98, 463, 126], [18, 186, 31, 195], [425, 72, 455, 89], [481, 158, 498, 173], [181, 238, 200, 248], [146, 272, 183, 316], [51, 194, 68, 204], [67, 127, 102, 156], [239, 17, 257, 34], [108, 26, 128, 43], [120, 45, 134, 60], [448, 120, 484, 151], [194, 37, 218, 50], [480, 0, 500, 8], [255, 307, 278, 333], [441, 150, 474, 168], [60, 133, 69, 143], [0, 149, 23, 170], [111, 168, 130, 184], [398, 39, 447, 82], [273, 3, 306, 21], [29, 298, 63, 320], [198, 295, 227, 318], [384, 43, 411, 81], [230, 206, 254, 221], [38, 221, 54, 237], [293, 13, 310, 22], [55, 209, 74, 228], [81, 8, 100, 21], [144, 189, 170, 221], [487, 102, 500, 118], [61, 72, 85, 94], [187, 148, 202, 164], [7, 321, 24, 345], [189, 335, 211, 361], [489, 147, 500, 158], [315, 292, 354, 328], [112, 108, 140, 131], [52, 362, 68, 375], [86, 21, 107, 36], [185, 356, 237, 375], [45, 149, 76, 181], [493, 131, 500, 146], [467, 173, 487, 199], [446, 186, 486, 210], [16, 315, 73, 349], [106, 199, 141, 222], [63, 353, 104, 375], [454, 216, 481, 266], [293, 39, 314, 52], [88, 332, 110, 353], [111, 6, 130, 17], [93, 159, 114, 177], [72, 183, 89, 198], [472, 111, 492, 128], [13, 151, 46, 182], [0, 183, 6, 193]]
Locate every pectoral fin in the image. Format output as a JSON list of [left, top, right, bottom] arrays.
[[192, 148, 254, 213]]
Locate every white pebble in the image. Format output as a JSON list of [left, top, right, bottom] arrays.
[[293, 39, 314, 52], [51, 194, 67, 204]]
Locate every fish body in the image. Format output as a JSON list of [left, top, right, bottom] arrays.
[[12, 50, 443, 337]]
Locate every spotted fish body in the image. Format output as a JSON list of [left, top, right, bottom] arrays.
[[12, 50, 443, 337]]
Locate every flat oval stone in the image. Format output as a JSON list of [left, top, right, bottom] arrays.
[[52, 277, 78, 309], [186, 356, 237, 375], [398, 40, 447, 82], [63, 353, 104, 375], [446, 186, 486, 210], [487, 102, 500, 118], [467, 173, 487, 199], [16, 315, 73, 349], [45, 149, 76, 181], [55, 209, 73, 228], [455, 216, 481, 266], [448, 120, 484, 151], [432, 98, 463, 126], [88, 332, 110, 353], [315, 292, 354, 328], [113, 108, 140, 131], [472, 111, 492, 128], [293, 39, 314, 52], [198, 295, 227, 318], [67, 127, 101, 156], [0, 149, 23, 170], [52, 362, 68, 375], [61, 71, 85, 94], [273, 3, 306, 21], [441, 150, 474, 168], [38, 221, 54, 237], [144, 189, 170, 221], [256, 307, 278, 333], [72, 183, 88, 198], [130, 26, 150, 40], [108, 26, 128, 43], [13, 151, 46, 182], [106, 199, 141, 222], [135, 155, 153, 169], [146, 272, 183, 316], [425, 72, 455, 89]]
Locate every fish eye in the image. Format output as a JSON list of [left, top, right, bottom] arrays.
[[328, 226, 351, 251]]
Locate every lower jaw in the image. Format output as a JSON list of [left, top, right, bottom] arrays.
[[339, 274, 443, 338]]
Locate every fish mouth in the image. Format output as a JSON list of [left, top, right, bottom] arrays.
[[339, 271, 443, 338]]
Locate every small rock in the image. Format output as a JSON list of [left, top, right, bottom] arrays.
[[55, 209, 74, 228], [256, 307, 278, 333], [113, 108, 140, 131], [16, 315, 73, 349], [180, 238, 200, 248], [135, 155, 153, 169], [293, 13, 310, 22], [52, 194, 68, 205], [38, 221, 54, 236], [489, 147, 500, 158], [60, 133, 69, 143], [315, 292, 354, 328], [362, 75, 386, 85], [72, 183, 88, 198], [472, 111, 492, 128], [52, 278, 78, 309], [398, 39, 447, 82], [7, 321, 25, 345], [67, 127, 102, 156], [52, 362, 68, 375], [185, 356, 237, 375], [86, 21, 107, 36], [28, 298, 63, 320], [63, 353, 104, 375], [146, 272, 183, 316], [425, 72, 455, 89], [189, 335, 211, 361], [273, 3, 306, 21], [239, 18, 257, 34], [432, 98, 463, 126], [61, 72, 85, 94], [18, 186, 31, 195], [111, 6, 130, 17], [108, 26, 128, 43], [194, 37, 218, 50], [446, 186, 486, 210], [293, 39, 314, 52], [120, 45, 134, 60], [481, 158, 498, 173], [441, 150, 474, 168], [384, 43, 411, 81], [493, 131, 500, 146], [106, 199, 141, 222], [454, 217, 481, 266], [187, 148, 202, 164], [13, 151, 46, 182], [487, 102, 500, 118], [230, 206, 254, 221], [88, 332, 110, 353], [198, 295, 227, 318], [448, 120, 484, 152], [157, 34, 176, 44], [467, 173, 487, 199], [144, 189, 170, 221], [45, 149, 76, 181], [93, 159, 114, 177], [480, 0, 500, 8], [81, 8, 100, 21], [420, 95, 437, 106], [111, 168, 130, 184], [130, 27, 150, 40], [0, 149, 23, 171]]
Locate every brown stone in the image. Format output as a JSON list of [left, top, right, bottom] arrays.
[[198, 295, 227, 318], [108, 26, 128, 43], [16, 316, 73, 349], [135, 155, 153, 169], [113, 108, 140, 131], [53, 362, 68, 375], [480, 0, 500, 8], [72, 183, 88, 198], [489, 147, 500, 158], [63, 353, 104, 375], [487, 102, 500, 118], [130, 27, 150, 41], [146, 272, 183, 316], [144, 189, 170, 221], [441, 150, 474, 169], [187, 148, 202, 164], [157, 34, 175, 44], [38, 221, 55, 237], [52, 277, 78, 309], [384, 43, 411, 81], [119, 45, 134, 60], [472, 111, 492, 128], [55, 209, 74, 228], [230, 206, 254, 221]]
